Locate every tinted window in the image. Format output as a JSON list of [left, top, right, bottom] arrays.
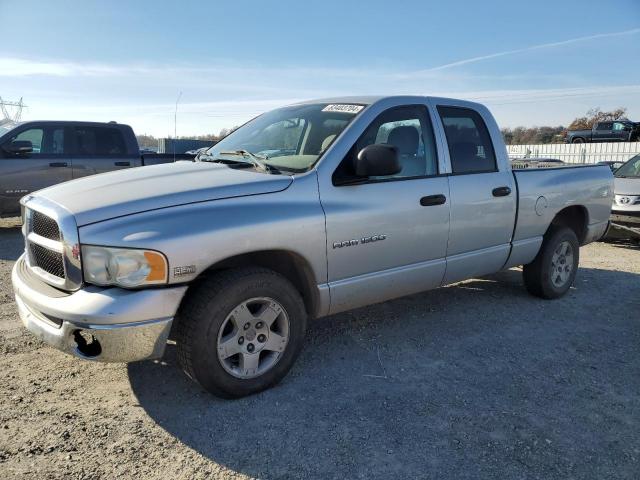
[[74, 127, 126, 155], [8, 127, 65, 155], [334, 105, 438, 183], [437, 106, 497, 174], [612, 122, 626, 131], [596, 122, 612, 131]]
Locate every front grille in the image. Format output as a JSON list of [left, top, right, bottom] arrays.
[[31, 210, 60, 240], [23, 201, 81, 291], [30, 242, 65, 278]]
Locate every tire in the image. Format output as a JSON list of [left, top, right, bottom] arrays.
[[523, 226, 580, 299], [175, 267, 307, 398], [571, 137, 585, 144]]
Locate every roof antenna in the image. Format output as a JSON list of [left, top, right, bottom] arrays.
[[174, 91, 183, 162]]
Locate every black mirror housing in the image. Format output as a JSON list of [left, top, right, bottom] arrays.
[[5, 140, 33, 155], [355, 144, 401, 177]]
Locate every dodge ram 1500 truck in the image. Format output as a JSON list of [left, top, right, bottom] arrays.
[[0, 121, 195, 217], [12, 96, 613, 398]]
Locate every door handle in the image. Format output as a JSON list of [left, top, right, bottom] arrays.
[[49, 162, 68, 167], [420, 194, 447, 206], [492, 186, 511, 197], [114, 161, 131, 166]]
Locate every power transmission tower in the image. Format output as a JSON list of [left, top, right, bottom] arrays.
[[0, 97, 26, 126]]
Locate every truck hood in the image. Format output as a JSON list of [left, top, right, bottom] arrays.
[[614, 177, 640, 195], [36, 162, 293, 226]]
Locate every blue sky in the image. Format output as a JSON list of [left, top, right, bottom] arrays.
[[1, 0, 639, 136]]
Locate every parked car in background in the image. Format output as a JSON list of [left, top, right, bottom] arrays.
[[566, 120, 639, 144], [598, 160, 626, 172], [0, 121, 195, 217], [610, 154, 640, 229], [13, 96, 613, 398]]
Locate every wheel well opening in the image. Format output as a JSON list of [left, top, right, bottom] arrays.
[[197, 250, 319, 317], [548, 206, 588, 244]]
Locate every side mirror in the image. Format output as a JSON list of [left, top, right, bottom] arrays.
[[4, 140, 33, 155], [355, 144, 401, 177]]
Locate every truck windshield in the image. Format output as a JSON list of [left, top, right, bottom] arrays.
[[615, 155, 640, 178], [0, 124, 13, 137], [204, 103, 364, 172]]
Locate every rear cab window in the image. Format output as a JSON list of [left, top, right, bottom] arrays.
[[73, 126, 127, 155], [437, 106, 497, 175]]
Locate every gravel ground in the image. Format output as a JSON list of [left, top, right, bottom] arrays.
[[0, 217, 639, 480]]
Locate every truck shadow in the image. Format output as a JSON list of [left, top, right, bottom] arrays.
[[0, 224, 23, 261], [127, 266, 640, 479]]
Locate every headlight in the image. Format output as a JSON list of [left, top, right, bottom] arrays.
[[81, 246, 168, 288]]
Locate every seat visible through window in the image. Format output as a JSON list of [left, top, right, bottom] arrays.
[[438, 106, 497, 174], [332, 105, 439, 183]]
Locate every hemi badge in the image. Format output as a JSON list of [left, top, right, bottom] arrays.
[[174, 265, 196, 277]]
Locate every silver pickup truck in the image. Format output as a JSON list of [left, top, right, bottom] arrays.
[[12, 96, 613, 398]]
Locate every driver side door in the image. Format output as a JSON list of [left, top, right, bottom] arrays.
[[0, 125, 72, 216], [319, 104, 450, 314]]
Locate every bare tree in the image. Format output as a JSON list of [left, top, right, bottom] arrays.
[[568, 107, 628, 130]]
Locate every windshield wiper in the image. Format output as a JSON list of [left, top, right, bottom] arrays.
[[219, 150, 272, 172], [198, 150, 285, 174]]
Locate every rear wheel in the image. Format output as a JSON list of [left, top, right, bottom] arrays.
[[176, 267, 307, 398], [571, 137, 585, 144], [523, 226, 579, 299]]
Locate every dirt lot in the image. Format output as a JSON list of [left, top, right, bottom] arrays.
[[0, 218, 639, 480]]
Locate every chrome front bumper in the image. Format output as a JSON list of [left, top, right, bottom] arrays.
[[12, 255, 188, 362]]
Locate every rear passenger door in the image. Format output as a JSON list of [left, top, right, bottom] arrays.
[[0, 125, 72, 216], [593, 122, 613, 142], [436, 105, 517, 284], [71, 126, 138, 178]]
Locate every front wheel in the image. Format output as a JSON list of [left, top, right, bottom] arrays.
[[176, 267, 307, 398], [523, 226, 580, 299]]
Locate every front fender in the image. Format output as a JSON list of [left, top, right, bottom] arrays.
[[77, 172, 328, 289]]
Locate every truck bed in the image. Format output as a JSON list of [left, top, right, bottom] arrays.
[[510, 164, 613, 262]]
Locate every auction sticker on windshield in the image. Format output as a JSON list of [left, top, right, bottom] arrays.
[[322, 104, 364, 114]]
